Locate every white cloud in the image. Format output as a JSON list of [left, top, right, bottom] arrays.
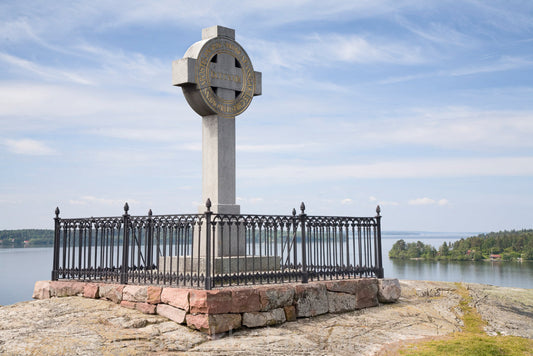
[[0, 83, 192, 134], [0, 18, 41, 44], [408, 197, 450, 206], [237, 143, 308, 153], [91, 128, 196, 142], [399, 18, 474, 47], [379, 201, 400, 207], [438, 199, 450, 206], [0, 52, 93, 85], [326, 108, 533, 151], [239, 156, 533, 182], [341, 198, 353, 205], [248, 33, 425, 73], [3, 138, 56, 155], [323, 34, 424, 64], [408, 197, 435, 206], [237, 197, 264, 204], [380, 56, 533, 84], [450, 56, 533, 77], [368, 196, 399, 206], [69, 195, 139, 207], [100, 1, 401, 30]]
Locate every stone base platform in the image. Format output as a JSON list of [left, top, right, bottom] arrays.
[[158, 255, 281, 274], [33, 278, 401, 335]]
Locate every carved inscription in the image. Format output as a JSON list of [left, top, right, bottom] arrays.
[[196, 38, 255, 117]]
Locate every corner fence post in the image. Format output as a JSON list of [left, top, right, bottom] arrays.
[[121, 202, 130, 285], [204, 199, 212, 290], [51, 207, 60, 280], [299, 202, 308, 283], [375, 205, 384, 278]]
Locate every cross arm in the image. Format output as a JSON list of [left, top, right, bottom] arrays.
[[254, 71, 262, 96], [172, 57, 197, 86]]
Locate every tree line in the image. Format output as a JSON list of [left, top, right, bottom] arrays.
[[389, 230, 533, 261], [0, 229, 54, 246]]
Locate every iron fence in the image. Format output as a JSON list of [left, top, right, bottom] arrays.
[[52, 200, 383, 289]]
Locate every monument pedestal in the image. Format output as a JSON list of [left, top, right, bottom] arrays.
[[159, 255, 281, 275], [196, 209, 247, 257]]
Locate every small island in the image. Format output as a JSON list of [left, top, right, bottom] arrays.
[[389, 230, 533, 261]]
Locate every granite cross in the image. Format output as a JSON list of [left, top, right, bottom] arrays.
[[173, 25, 262, 216], [173, 26, 261, 257]]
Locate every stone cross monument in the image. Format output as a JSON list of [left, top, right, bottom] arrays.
[[173, 25, 262, 216], [172, 26, 262, 262]]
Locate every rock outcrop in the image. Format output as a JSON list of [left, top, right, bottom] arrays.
[[1, 280, 531, 355]]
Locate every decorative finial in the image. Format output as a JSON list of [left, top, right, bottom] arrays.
[[376, 205, 381, 216], [124, 202, 129, 213], [300, 202, 306, 214], [148, 209, 152, 216], [55, 207, 60, 218], [292, 208, 296, 216], [206, 198, 212, 212]]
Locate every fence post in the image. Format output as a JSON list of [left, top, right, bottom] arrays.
[[291, 208, 297, 269], [375, 205, 384, 278], [204, 198, 212, 290], [147, 209, 153, 268], [299, 202, 308, 283], [51, 207, 60, 281], [121, 202, 130, 285]]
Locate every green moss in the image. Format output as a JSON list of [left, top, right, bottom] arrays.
[[399, 283, 533, 356]]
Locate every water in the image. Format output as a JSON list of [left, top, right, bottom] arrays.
[[0, 247, 53, 306], [1, 232, 532, 306], [381, 233, 533, 289]]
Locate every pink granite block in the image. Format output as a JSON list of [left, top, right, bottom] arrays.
[[147, 286, 162, 305], [50, 281, 86, 297], [186, 313, 241, 335], [122, 285, 148, 302], [83, 283, 99, 299], [99, 284, 124, 304], [161, 288, 190, 311], [257, 284, 295, 311], [189, 289, 232, 314], [120, 300, 136, 310], [230, 288, 261, 313], [33, 281, 51, 300], [135, 302, 157, 314], [156, 304, 187, 324]]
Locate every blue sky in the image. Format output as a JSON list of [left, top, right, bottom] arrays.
[[1, 1, 532, 232]]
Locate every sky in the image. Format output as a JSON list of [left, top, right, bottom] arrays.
[[1, 1, 532, 232]]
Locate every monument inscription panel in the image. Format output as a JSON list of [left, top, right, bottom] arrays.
[[196, 38, 255, 117]]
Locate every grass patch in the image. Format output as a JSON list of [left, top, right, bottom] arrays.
[[399, 283, 533, 356]]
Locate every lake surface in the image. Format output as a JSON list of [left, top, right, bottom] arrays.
[[1, 232, 532, 306]]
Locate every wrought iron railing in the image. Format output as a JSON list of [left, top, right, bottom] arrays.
[[52, 200, 383, 289]]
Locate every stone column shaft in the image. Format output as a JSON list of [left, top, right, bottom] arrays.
[[202, 115, 240, 214]]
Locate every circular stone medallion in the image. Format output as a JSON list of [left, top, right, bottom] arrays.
[[195, 37, 255, 118]]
